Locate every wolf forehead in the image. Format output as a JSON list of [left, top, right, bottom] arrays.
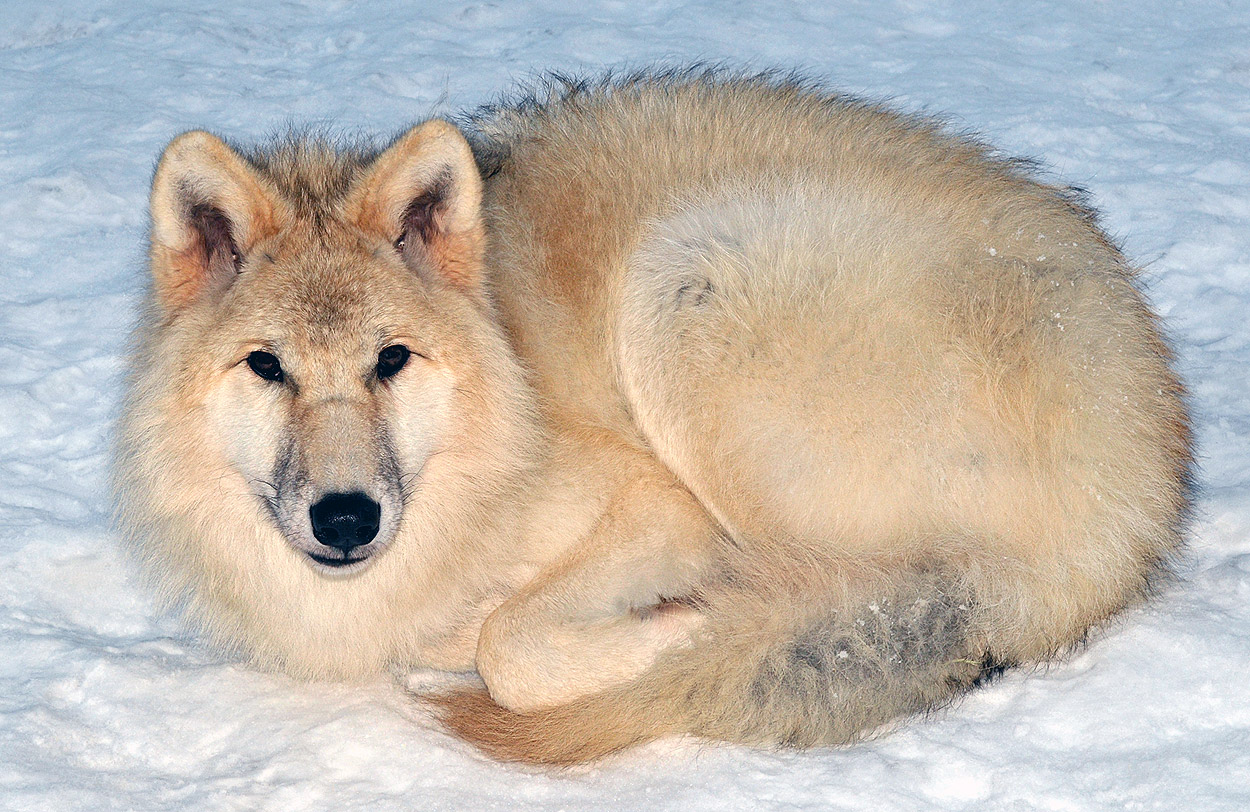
[[214, 240, 423, 355], [229, 262, 412, 337]]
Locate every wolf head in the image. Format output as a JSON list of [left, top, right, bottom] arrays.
[[117, 121, 539, 663]]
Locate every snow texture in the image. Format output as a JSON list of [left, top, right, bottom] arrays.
[[2, 1, 1248, 809]]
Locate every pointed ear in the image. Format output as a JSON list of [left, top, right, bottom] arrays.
[[148, 131, 284, 314], [348, 120, 485, 293]]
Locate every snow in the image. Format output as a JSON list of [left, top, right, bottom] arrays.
[[2, 0, 1248, 809]]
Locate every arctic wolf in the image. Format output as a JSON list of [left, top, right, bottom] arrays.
[[115, 72, 1192, 764]]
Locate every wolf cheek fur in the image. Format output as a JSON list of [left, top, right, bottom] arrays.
[[115, 73, 1192, 764]]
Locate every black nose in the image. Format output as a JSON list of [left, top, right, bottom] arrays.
[[309, 492, 380, 551]]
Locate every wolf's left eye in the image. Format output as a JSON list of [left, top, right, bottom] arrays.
[[376, 344, 410, 379], [246, 350, 284, 382]]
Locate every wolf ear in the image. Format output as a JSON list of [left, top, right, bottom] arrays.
[[148, 131, 284, 314], [348, 120, 485, 294]]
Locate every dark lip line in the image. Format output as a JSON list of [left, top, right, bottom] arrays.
[[308, 553, 365, 568]]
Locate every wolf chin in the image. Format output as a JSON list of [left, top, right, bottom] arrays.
[[114, 71, 1192, 764]]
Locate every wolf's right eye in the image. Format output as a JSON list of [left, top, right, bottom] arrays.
[[246, 351, 284, 382], [376, 344, 410, 379]]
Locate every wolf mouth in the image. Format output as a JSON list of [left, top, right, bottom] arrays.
[[308, 552, 367, 569]]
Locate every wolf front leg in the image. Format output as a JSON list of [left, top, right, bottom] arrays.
[[475, 466, 721, 712]]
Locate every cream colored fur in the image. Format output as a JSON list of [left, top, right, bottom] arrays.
[[115, 72, 1191, 764]]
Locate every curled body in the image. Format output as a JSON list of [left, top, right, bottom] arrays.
[[115, 71, 1192, 763]]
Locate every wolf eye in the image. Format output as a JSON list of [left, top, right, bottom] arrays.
[[246, 350, 284, 382], [376, 344, 410, 379]]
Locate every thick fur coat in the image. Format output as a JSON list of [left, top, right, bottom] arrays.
[[115, 72, 1192, 763]]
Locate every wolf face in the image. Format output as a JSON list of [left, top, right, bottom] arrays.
[[196, 233, 455, 574], [132, 122, 518, 577]]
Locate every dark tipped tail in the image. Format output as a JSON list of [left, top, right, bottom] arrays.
[[427, 559, 1001, 765]]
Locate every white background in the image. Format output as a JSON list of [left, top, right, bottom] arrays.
[[1, 1, 1247, 809]]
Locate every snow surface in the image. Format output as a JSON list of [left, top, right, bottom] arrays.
[[2, 0, 1248, 809]]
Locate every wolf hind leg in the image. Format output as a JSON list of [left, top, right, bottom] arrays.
[[615, 187, 951, 550]]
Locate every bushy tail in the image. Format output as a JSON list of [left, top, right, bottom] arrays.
[[427, 671, 687, 765], [429, 556, 1005, 765]]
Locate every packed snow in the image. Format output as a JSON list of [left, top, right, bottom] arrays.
[[2, 1, 1248, 809]]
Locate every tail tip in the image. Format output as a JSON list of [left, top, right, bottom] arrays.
[[424, 685, 667, 766]]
